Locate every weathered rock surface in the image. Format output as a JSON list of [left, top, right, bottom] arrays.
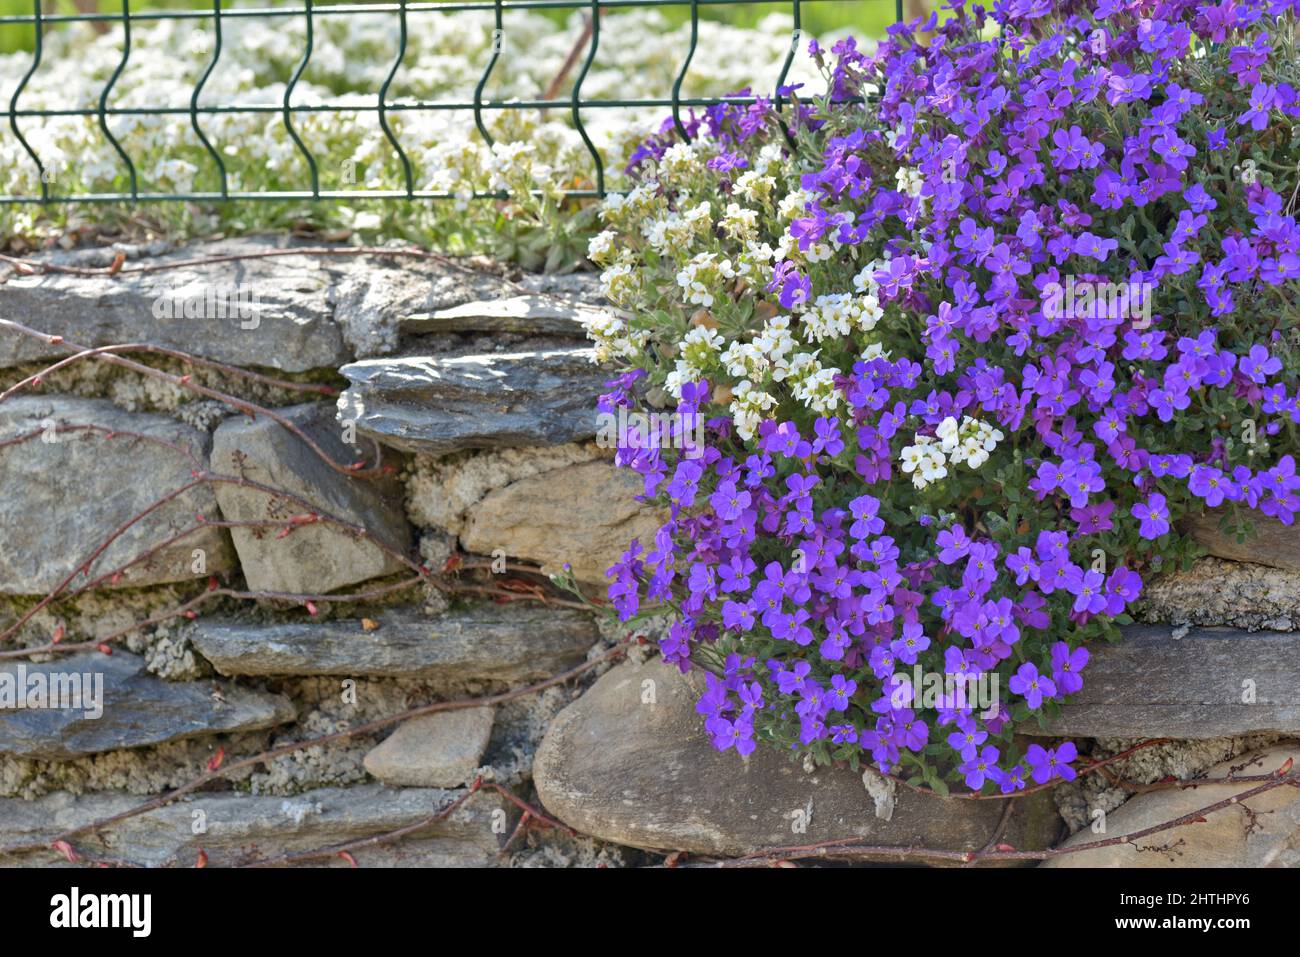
[[0, 652, 294, 760], [190, 605, 599, 682], [1139, 558, 1300, 632], [209, 403, 411, 595], [0, 396, 236, 594], [1045, 744, 1300, 867], [0, 238, 549, 371], [1186, 509, 1300, 573], [460, 459, 663, 585], [1030, 625, 1300, 740], [402, 295, 605, 337], [0, 784, 509, 867], [533, 657, 1062, 859], [363, 706, 495, 788], [332, 259, 520, 357], [336, 348, 607, 455], [0, 238, 349, 372]]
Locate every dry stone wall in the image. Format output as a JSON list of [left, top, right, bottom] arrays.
[[1, 237, 1297, 868]]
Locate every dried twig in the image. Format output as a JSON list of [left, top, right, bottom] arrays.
[[0, 643, 630, 862], [709, 762, 1300, 867]]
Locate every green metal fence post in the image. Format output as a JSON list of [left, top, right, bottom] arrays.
[[283, 0, 320, 197]]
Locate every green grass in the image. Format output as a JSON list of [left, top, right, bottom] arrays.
[[645, 0, 903, 37], [1, 0, 908, 57]]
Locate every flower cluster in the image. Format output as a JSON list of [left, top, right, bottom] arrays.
[[590, 1, 1300, 793], [901, 415, 1006, 489]]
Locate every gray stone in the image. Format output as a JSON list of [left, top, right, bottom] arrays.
[[0, 237, 349, 373], [1185, 509, 1300, 572], [0, 396, 236, 595], [533, 657, 1062, 860], [515, 271, 604, 304], [1138, 557, 1300, 632], [336, 348, 608, 455], [0, 238, 539, 371], [0, 652, 294, 760], [190, 605, 599, 682], [0, 783, 509, 867], [402, 295, 605, 337], [1029, 625, 1300, 740], [209, 403, 411, 595], [460, 459, 664, 585], [332, 261, 518, 357], [1045, 744, 1300, 867], [363, 706, 495, 787]]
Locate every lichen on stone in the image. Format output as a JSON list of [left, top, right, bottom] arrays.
[[1053, 733, 1284, 833], [405, 441, 604, 536], [1137, 557, 1300, 632]]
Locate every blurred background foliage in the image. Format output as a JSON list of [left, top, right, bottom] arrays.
[[1, 0, 921, 56]]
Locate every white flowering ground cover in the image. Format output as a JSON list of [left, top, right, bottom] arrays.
[[0, 7, 826, 265]]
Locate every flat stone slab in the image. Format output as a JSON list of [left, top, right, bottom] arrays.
[[0, 784, 509, 867], [402, 295, 606, 337], [460, 459, 664, 585], [1030, 625, 1300, 740], [0, 238, 542, 371], [0, 396, 236, 595], [210, 403, 412, 595], [533, 657, 1061, 860], [363, 706, 495, 788], [1185, 509, 1300, 572], [190, 605, 600, 683], [336, 348, 607, 455], [1045, 744, 1300, 868], [0, 652, 294, 761], [0, 237, 349, 373]]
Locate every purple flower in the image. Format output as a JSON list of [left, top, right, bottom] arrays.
[[1241, 344, 1282, 383], [828, 674, 857, 711], [1238, 83, 1277, 131], [1189, 466, 1231, 507], [959, 745, 1001, 790], [936, 525, 973, 564], [709, 481, 751, 521], [1051, 125, 1101, 170], [722, 600, 756, 632], [1025, 742, 1078, 784], [946, 716, 987, 761], [1009, 663, 1056, 709], [1131, 493, 1171, 539], [1050, 642, 1090, 695]]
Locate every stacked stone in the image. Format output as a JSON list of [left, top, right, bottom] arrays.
[[1, 238, 1297, 867]]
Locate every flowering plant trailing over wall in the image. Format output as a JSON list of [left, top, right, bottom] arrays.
[[584, 0, 1300, 794]]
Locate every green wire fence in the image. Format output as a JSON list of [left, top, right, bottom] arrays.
[[0, 0, 905, 206]]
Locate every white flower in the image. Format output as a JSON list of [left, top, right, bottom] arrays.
[[734, 170, 776, 204], [932, 416, 1005, 469], [676, 252, 736, 308], [587, 229, 616, 264], [936, 416, 961, 452], [778, 189, 813, 221], [720, 202, 759, 241], [895, 166, 925, 198], [600, 262, 642, 307]]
